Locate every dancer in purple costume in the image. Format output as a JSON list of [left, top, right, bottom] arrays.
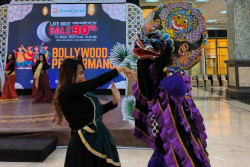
[[131, 2, 210, 167]]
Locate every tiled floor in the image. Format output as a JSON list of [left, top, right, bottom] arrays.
[[1, 87, 250, 167]]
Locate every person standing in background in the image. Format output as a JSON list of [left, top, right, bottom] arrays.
[[0, 53, 18, 101], [32, 54, 53, 103]]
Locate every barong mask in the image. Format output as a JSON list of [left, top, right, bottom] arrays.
[[131, 3, 210, 166], [133, 2, 208, 70]]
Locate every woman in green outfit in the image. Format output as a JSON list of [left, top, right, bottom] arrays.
[[53, 58, 134, 167]]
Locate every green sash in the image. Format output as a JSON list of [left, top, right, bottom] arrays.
[[78, 92, 121, 166]]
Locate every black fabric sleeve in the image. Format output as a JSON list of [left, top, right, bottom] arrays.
[[6, 62, 15, 76], [63, 69, 119, 98], [43, 63, 50, 71], [102, 101, 118, 115], [32, 62, 39, 74]]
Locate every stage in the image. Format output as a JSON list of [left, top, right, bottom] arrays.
[[0, 95, 147, 147]]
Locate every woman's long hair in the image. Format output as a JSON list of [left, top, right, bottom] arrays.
[[33, 54, 47, 73], [6, 53, 15, 64], [34, 54, 47, 66], [38, 54, 46, 63], [52, 58, 85, 125]]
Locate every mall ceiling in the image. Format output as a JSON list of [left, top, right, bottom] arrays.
[[139, 0, 227, 29], [0, 0, 227, 29]]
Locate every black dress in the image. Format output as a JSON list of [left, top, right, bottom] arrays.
[[59, 69, 120, 167]]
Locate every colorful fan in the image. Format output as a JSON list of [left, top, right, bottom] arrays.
[[133, 2, 208, 70]]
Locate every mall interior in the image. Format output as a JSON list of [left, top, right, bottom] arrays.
[[0, 0, 250, 166]]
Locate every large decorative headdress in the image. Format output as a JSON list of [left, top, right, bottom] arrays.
[[133, 2, 208, 70]]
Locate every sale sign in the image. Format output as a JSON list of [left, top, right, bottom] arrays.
[[49, 22, 98, 40], [7, 4, 126, 89]]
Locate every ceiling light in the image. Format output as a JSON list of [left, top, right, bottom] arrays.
[[146, 0, 159, 2], [196, 0, 209, 2], [220, 10, 227, 14], [206, 20, 217, 23]]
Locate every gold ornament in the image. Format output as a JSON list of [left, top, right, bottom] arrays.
[[88, 4, 95, 16], [163, 67, 168, 73], [43, 6, 49, 16]]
